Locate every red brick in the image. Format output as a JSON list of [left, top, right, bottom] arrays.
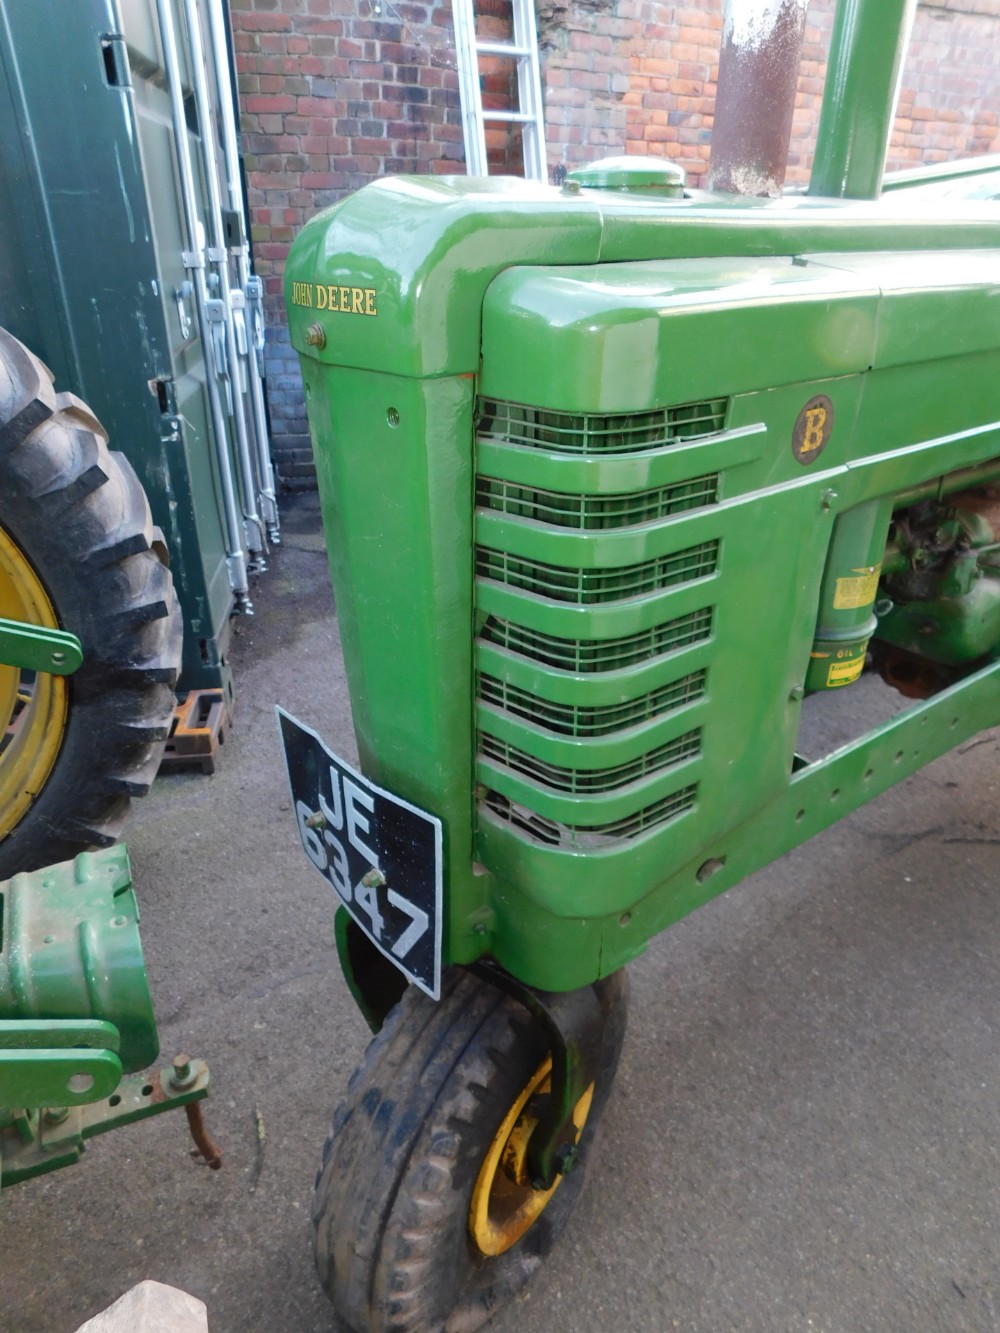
[[245, 93, 297, 113], [234, 11, 292, 29]]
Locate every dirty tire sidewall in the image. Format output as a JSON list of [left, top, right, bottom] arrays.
[[312, 967, 628, 1333], [0, 327, 182, 878]]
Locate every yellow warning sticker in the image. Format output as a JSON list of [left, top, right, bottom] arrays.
[[828, 655, 865, 687], [833, 565, 881, 611]]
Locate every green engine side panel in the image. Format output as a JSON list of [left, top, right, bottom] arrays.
[[472, 251, 1000, 983], [299, 363, 490, 962]]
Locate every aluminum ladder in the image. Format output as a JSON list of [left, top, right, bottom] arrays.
[[452, 0, 548, 180]]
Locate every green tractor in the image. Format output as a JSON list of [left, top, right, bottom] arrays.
[[280, 0, 1000, 1328]]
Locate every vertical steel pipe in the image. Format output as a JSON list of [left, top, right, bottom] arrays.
[[155, 0, 251, 609], [204, 0, 280, 543], [708, 0, 809, 197], [180, 0, 265, 564], [808, 0, 918, 199]]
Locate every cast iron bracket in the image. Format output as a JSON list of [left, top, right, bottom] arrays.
[[470, 959, 604, 1190], [1, 1056, 218, 1189], [335, 910, 408, 1034]]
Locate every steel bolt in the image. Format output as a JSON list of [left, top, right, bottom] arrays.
[[305, 322, 326, 349], [820, 489, 838, 512], [43, 1106, 70, 1126], [554, 1143, 579, 1176], [170, 1053, 197, 1090], [304, 810, 328, 830]]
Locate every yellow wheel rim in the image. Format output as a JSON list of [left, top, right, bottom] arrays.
[[469, 1057, 594, 1258], [0, 526, 68, 840]]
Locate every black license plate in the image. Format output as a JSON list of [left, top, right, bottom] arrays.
[[277, 707, 442, 998]]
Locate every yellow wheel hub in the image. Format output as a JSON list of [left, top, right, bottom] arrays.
[[0, 526, 68, 840], [469, 1057, 594, 1258]]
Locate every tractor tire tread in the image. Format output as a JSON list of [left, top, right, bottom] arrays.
[[312, 968, 628, 1333], [0, 327, 182, 878]]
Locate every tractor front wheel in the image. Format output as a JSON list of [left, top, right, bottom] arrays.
[[312, 966, 628, 1333], [0, 328, 182, 878]]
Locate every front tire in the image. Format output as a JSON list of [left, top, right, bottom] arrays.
[[312, 967, 628, 1333], [0, 328, 182, 877]]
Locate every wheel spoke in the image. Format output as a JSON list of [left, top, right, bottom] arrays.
[[0, 529, 67, 841], [469, 1056, 595, 1257]]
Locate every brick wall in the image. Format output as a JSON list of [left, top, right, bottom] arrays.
[[547, 0, 1000, 183], [230, 0, 465, 486], [231, 0, 1000, 487]]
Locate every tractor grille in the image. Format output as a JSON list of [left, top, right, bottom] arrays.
[[477, 397, 728, 455], [476, 475, 719, 528], [480, 729, 701, 795], [478, 668, 707, 736], [482, 785, 699, 847], [479, 609, 713, 672], [475, 396, 726, 846], [476, 541, 719, 603]]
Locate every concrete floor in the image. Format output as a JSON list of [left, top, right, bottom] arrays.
[[3, 491, 999, 1333]]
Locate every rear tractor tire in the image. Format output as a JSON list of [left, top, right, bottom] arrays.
[[312, 966, 628, 1333], [0, 327, 182, 878]]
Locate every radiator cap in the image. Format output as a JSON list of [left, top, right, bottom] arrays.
[[566, 156, 686, 197]]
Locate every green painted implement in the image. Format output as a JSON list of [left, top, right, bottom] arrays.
[[0, 846, 217, 1188]]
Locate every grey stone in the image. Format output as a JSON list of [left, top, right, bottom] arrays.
[[75, 1281, 208, 1333]]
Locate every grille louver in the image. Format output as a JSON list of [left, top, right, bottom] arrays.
[[480, 729, 701, 795], [476, 540, 719, 604], [478, 398, 728, 455], [476, 475, 719, 529], [478, 669, 707, 736], [482, 785, 699, 847], [479, 609, 713, 672]]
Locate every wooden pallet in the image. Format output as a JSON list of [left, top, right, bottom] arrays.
[[160, 689, 229, 775]]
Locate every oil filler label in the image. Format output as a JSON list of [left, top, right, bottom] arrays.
[[290, 281, 377, 316], [833, 565, 881, 610], [827, 655, 865, 687]]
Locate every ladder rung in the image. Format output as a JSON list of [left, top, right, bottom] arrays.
[[482, 111, 535, 124], [453, 0, 547, 181], [475, 41, 532, 58]]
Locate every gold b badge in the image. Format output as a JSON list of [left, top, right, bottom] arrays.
[[792, 394, 834, 465]]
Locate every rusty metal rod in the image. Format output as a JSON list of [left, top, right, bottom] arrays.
[[708, 0, 809, 197], [185, 1102, 223, 1170]]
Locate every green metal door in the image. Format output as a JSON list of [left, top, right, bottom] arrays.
[[0, 0, 247, 694]]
